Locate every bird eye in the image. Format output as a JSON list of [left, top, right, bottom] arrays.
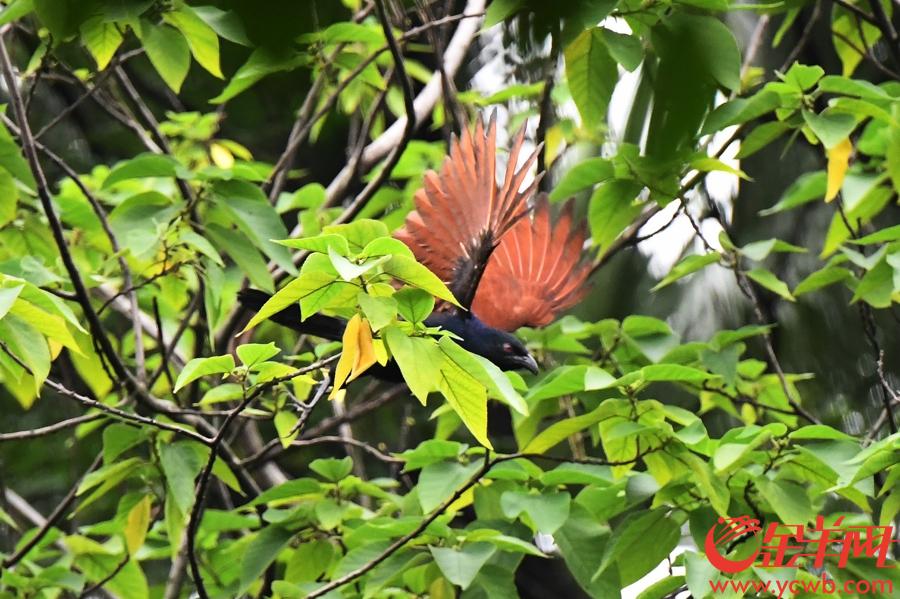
[[502, 342, 513, 353]]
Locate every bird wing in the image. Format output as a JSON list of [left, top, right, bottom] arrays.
[[471, 195, 591, 331], [394, 113, 542, 310]]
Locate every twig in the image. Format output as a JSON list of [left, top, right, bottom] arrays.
[[732, 268, 820, 425], [186, 355, 339, 597], [79, 554, 130, 597], [0, 34, 137, 391], [240, 384, 406, 469], [279, 435, 402, 464], [2, 453, 103, 569], [0, 414, 103, 442], [306, 452, 493, 598]]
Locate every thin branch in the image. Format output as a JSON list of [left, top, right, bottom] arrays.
[[241, 384, 406, 469], [282, 435, 402, 464], [0, 414, 103, 442], [0, 33, 137, 391], [186, 355, 339, 598], [265, 8, 484, 200], [305, 452, 493, 598], [2, 453, 103, 569]]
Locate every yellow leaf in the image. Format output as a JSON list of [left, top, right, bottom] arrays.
[[124, 495, 152, 555], [348, 318, 376, 382], [825, 137, 853, 202], [372, 338, 389, 365], [329, 314, 359, 400], [210, 142, 234, 169]]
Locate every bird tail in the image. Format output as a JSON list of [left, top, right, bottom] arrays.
[[237, 289, 347, 340]]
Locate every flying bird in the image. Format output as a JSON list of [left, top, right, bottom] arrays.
[[240, 115, 591, 375]]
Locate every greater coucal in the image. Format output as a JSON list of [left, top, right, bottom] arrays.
[[239, 115, 591, 375]]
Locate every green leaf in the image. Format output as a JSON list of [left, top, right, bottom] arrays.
[[239, 526, 294, 593], [790, 425, 857, 442], [601, 29, 642, 71], [853, 224, 900, 245], [851, 258, 894, 308], [593, 509, 680, 586], [637, 575, 687, 599], [794, 266, 853, 295], [164, 5, 223, 78], [0, 284, 23, 320], [756, 478, 815, 525], [746, 268, 795, 301], [192, 5, 250, 46], [80, 16, 123, 70], [0, 0, 35, 28], [397, 440, 466, 471], [383, 326, 441, 403], [207, 224, 274, 292], [383, 255, 460, 306], [589, 179, 644, 252], [430, 543, 496, 590], [357, 293, 396, 331], [418, 461, 480, 513], [159, 442, 205, 513], [500, 490, 571, 534], [0, 167, 17, 227], [212, 180, 296, 274], [555, 505, 618, 598], [737, 121, 791, 159], [211, 47, 307, 103], [236, 342, 280, 367], [102, 423, 148, 464], [103, 154, 180, 188], [760, 171, 826, 215], [435, 338, 492, 448], [565, 28, 618, 129], [173, 354, 235, 392], [484, 0, 523, 26], [241, 271, 344, 331], [328, 246, 389, 281], [309, 457, 353, 482], [802, 109, 857, 149], [740, 239, 807, 261], [247, 478, 322, 507], [549, 158, 614, 201], [522, 404, 607, 454], [138, 20, 190, 92], [652, 253, 721, 290], [642, 363, 715, 383], [393, 287, 434, 323], [277, 234, 350, 255]]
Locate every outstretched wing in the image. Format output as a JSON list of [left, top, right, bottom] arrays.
[[471, 195, 591, 331], [395, 114, 542, 310]]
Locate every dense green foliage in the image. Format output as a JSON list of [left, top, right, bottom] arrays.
[[0, 0, 898, 597]]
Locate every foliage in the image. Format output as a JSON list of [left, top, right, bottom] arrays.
[[0, 0, 898, 598]]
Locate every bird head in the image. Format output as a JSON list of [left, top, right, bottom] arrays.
[[472, 326, 539, 375]]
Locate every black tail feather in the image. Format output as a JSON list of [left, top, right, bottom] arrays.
[[237, 289, 347, 341]]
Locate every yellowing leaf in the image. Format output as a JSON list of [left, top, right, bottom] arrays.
[[825, 137, 852, 202], [210, 142, 234, 169], [329, 314, 376, 399], [124, 495, 152, 555]]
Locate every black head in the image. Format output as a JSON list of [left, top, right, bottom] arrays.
[[489, 328, 539, 374], [425, 311, 540, 374]]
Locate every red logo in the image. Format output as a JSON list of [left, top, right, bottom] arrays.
[[705, 515, 896, 573], [705, 516, 764, 573]]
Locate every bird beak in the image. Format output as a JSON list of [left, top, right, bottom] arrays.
[[519, 353, 539, 375]]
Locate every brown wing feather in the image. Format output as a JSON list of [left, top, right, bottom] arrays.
[[395, 113, 542, 310], [472, 195, 591, 331]]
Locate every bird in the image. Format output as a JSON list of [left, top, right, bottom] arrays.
[[239, 114, 591, 376]]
